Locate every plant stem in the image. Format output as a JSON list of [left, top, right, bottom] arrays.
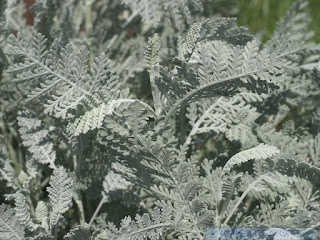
[[72, 148, 86, 225], [85, 0, 93, 34], [137, 138, 204, 239], [222, 175, 265, 226], [54, 219, 59, 240], [185, 97, 223, 145], [179, 106, 187, 144], [121, 10, 139, 28], [26, 195, 35, 217], [85, 0, 94, 64], [149, 67, 163, 116], [106, 10, 138, 51], [40, 176, 51, 188], [89, 195, 107, 226], [300, 222, 320, 237], [75, 197, 86, 225]]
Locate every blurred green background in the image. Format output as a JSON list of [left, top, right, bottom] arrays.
[[237, 0, 320, 42]]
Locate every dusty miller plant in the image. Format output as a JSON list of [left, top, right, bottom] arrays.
[[0, 0, 320, 239]]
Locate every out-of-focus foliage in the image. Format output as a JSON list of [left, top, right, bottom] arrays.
[[238, 0, 320, 42]]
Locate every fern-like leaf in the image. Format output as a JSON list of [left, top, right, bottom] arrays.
[[67, 103, 108, 136], [68, 99, 152, 136], [100, 208, 174, 240], [122, 0, 203, 28], [122, 0, 162, 27], [223, 144, 280, 174], [0, 204, 24, 240], [103, 170, 131, 201], [17, 111, 56, 169], [185, 93, 263, 146], [0, 158, 20, 190], [26, 235, 53, 240], [46, 166, 74, 228], [158, 34, 297, 123], [178, 22, 202, 61], [145, 33, 161, 70], [35, 201, 48, 231], [14, 192, 34, 230], [270, 0, 311, 43], [63, 224, 91, 240], [275, 158, 320, 187], [7, 33, 123, 119]]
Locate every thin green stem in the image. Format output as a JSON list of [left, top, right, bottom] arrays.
[[0, 215, 22, 239], [89, 195, 107, 226], [85, 0, 93, 34], [125, 223, 172, 237], [72, 148, 85, 225], [300, 222, 320, 237], [106, 11, 138, 51], [137, 137, 204, 239], [222, 175, 265, 226], [54, 219, 59, 240], [185, 97, 223, 145], [26, 195, 35, 217]]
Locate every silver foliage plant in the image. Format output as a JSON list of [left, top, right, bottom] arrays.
[[1, 0, 320, 239]]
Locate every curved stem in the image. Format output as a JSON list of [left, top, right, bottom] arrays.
[[163, 66, 270, 125], [163, 47, 304, 126]]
